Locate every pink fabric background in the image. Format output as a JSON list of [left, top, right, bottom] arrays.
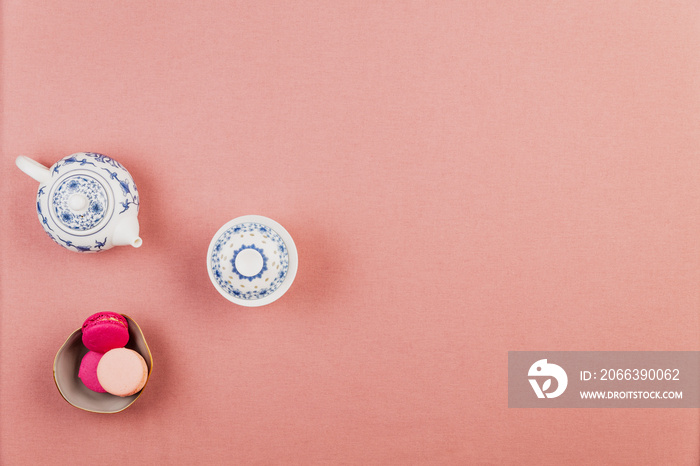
[[2, 1, 698, 464]]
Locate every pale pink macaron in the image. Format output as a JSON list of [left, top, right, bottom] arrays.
[[96, 348, 148, 397]]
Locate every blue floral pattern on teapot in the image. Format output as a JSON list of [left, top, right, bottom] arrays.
[[17, 152, 142, 252]]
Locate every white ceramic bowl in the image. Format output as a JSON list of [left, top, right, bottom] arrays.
[[207, 215, 298, 306], [53, 315, 152, 413]]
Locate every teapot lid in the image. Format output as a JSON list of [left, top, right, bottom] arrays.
[[49, 170, 114, 235]]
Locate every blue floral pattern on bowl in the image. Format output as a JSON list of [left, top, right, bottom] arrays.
[[51, 175, 109, 231], [209, 222, 289, 301], [231, 244, 269, 281]]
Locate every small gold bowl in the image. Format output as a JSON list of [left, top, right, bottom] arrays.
[[53, 315, 153, 413]]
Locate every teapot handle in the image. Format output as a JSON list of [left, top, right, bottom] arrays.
[[16, 156, 51, 184]]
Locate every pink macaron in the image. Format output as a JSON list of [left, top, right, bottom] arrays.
[[78, 351, 106, 393], [81, 312, 129, 353], [97, 348, 149, 397]]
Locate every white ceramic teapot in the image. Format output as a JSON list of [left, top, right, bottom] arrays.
[[16, 152, 142, 252]]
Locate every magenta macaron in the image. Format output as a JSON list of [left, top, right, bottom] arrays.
[[78, 351, 106, 393], [81, 312, 129, 353]]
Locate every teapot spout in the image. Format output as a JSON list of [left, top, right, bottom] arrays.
[[16, 156, 51, 184], [112, 216, 143, 248]]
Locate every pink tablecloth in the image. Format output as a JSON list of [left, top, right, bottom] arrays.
[[2, 1, 698, 464]]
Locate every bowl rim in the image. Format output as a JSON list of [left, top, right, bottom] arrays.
[[206, 215, 298, 307], [52, 314, 153, 414]]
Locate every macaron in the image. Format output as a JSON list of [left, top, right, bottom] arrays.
[[82, 312, 129, 353], [97, 348, 148, 397], [78, 351, 106, 393]]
